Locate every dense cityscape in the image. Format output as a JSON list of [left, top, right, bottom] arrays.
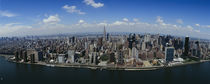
[[0, 27, 210, 69], [1, 0, 210, 83]]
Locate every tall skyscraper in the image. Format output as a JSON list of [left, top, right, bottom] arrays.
[[128, 34, 136, 49], [103, 26, 106, 41], [38, 51, 44, 61], [165, 47, 175, 63], [132, 47, 139, 60], [23, 51, 27, 62], [195, 41, 201, 58], [68, 50, 75, 63], [118, 50, 124, 64], [30, 54, 35, 63], [85, 42, 88, 50], [106, 33, 110, 41], [15, 51, 19, 62], [183, 36, 189, 59], [141, 42, 146, 50]]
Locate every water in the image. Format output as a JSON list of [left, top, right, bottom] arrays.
[[0, 56, 210, 84]]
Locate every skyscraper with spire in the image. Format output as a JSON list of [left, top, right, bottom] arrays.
[[103, 26, 106, 41]]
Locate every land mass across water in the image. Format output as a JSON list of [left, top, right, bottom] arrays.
[[1, 33, 210, 71]]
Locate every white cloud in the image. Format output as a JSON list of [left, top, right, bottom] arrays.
[[133, 18, 139, 22], [187, 25, 193, 31], [62, 5, 85, 15], [202, 25, 210, 28], [0, 23, 32, 36], [97, 22, 108, 26], [0, 10, 16, 17], [1, 16, 210, 40], [195, 24, 200, 27], [195, 24, 210, 29], [123, 18, 129, 22], [43, 14, 60, 24], [156, 16, 166, 25], [176, 19, 183, 24], [84, 0, 104, 8], [195, 30, 200, 33], [78, 20, 85, 24], [112, 21, 127, 25]]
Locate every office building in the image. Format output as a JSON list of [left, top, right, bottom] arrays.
[[68, 50, 75, 63], [30, 54, 35, 63], [58, 54, 65, 63], [183, 36, 189, 59], [165, 47, 175, 63]]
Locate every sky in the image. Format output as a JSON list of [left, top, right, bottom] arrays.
[[0, 0, 210, 39]]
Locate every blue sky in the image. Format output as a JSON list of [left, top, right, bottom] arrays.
[[0, 0, 210, 39]]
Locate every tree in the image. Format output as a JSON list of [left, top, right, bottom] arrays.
[[100, 54, 109, 61]]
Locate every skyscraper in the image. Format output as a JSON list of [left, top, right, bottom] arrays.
[[103, 26, 106, 41], [195, 41, 201, 58], [141, 42, 146, 50], [165, 47, 175, 63], [128, 34, 136, 49], [183, 36, 189, 59], [23, 51, 27, 62], [15, 51, 19, 62], [68, 50, 75, 63], [38, 51, 44, 61], [132, 47, 139, 60], [30, 54, 35, 63], [118, 50, 124, 64], [106, 33, 110, 41], [58, 54, 65, 63]]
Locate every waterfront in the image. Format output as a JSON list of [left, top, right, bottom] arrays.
[[1, 56, 210, 84]]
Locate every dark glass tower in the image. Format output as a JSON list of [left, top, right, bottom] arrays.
[[30, 54, 35, 63], [183, 36, 189, 59], [15, 51, 19, 62], [23, 51, 27, 62]]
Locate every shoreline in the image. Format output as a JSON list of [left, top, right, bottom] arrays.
[[1, 54, 210, 71]]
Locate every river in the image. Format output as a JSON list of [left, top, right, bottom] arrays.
[[0, 56, 210, 84]]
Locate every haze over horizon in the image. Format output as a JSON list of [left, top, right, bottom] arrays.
[[0, 0, 210, 39]]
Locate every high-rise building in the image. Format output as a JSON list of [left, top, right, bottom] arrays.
[[58, 54, 65, 63], [38, 51, 44, 61], [106, 33, 110, 41], [132, 47, 139, 60], [95, 53, 99, 65], [68, 50, 75, 63], [103, 26, 106, 41], [85, 42, 88, 50], [20, 50, 24, 60], [71, 36, 76, 44], [141, 42, 146, 50], [144, 34, 151, 42], [15, 51, 19, 62], [183, 36, 189, 59], [30, 54, 35, 63], [195, 41, 201, 58], [89, 52, 97, 64], [128, 34, 136, 49], [109, 53, 116, 63], [27, 49, 38, 62], [118, 50, 124, 64], [23, 51, 27, 62], [165, 47, 175, 63]]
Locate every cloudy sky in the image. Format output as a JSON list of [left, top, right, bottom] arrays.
[[0, 0, 210, 39]]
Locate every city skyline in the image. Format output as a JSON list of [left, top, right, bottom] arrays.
[[0, 0, 210, 39]]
